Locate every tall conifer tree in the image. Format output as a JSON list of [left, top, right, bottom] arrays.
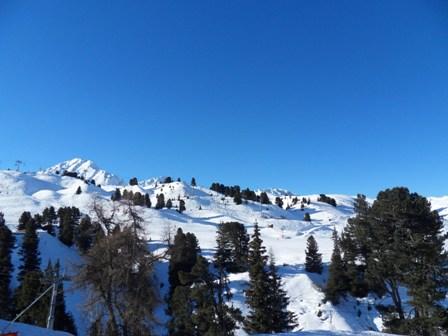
[[0, 212, 15, 319]]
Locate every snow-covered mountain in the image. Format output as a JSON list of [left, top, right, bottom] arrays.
[[43, 157, 124, 186], [1, 158, 445, 335]]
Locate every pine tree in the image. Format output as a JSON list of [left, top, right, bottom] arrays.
[[178, 199, 186, 213], [76, 215, 94, 254], [17, 220, 41, 282], [244, 222, 271, 333], [166, 199, 173, 209], [305, 235, 322, 274], [366, 187, 448, 334], [18, 211, 33, 231], [52, 260, 77, 335], [0, 212, 15, 319], [170, 253, 241, 336], [191, 177, 197, 187], [42, 206, 57, 235], [266, 254, 297, 332], [168, 230, 201, 335], [75, 186, 82, 195], [233, 191, 243, 205], [275, 197, 284, 208], [133, 191, 145, 206], [129, 177, 138, 186], [155, 193, 165, 209], [214, 222, 249, 273], [259, 192, 271, 205], [303, 212, 311, 222], [15, 220, 45, 325], [144, 193, 151, 208], [324, 229, 347, 304], [169, 285, 194, 335], [168, 229, 199, 297], [111, 188, 122, 201], [340, 194, 371, 297], [14, 270, 46, 325], [58, 208, 77, 246]]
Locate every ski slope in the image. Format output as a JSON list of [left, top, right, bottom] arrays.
[[1, 158, 440, 335]]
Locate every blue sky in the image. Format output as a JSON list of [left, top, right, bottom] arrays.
[[0, 1, 447, 196]]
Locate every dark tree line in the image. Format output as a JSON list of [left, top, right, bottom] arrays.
[[317, 194, 337, 207], [111, 188, 151, 208], [210, 183, 271, 205]]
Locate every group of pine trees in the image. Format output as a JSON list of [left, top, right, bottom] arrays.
[[323, 188, 448, 335], [168, 221, 297, 335], [111, 188, 152, 208], [17, 206, 99, 253], [0, 211, 77, 334], [111, 189, 187, 213], [317, 194, 337, 207], [210, 183, 271, 205]]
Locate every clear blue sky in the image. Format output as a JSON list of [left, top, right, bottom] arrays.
[[1, 1, 447, 196]]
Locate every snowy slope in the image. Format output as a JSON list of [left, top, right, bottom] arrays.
[[0, 319, 74, 335], [2, 158, 444, 335], [43, 158, 124, 186]]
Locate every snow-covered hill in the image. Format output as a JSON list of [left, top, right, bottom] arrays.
[[1, 158, 442, 335], [43, 157, 124, 186]]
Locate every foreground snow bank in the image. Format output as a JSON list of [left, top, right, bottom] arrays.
[[0, 319, 74, 335]]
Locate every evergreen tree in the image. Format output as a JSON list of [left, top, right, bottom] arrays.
[[52, 260, 77, 335], [144, 193, 151, 208], [168, 229, 199, 297], [75, 186, 82, 195], [33, 213, 44, 229], [305, 235, 322, 274], [233, 190, 242, 205], [170, 253, 241, 336], [18, 211, 33, 231], [76, 215, 94, 254], [166, 199, 173, 209], [168, 230, 201, 335], [266, 255, 297, 332], [58, 207, 80, 246], [340, 194, 371, 297], [42, 206, 57, 235], [155, 193, 165, 209], [245, 224, 296, 333], [14, 270, 46, 326], [191, 177, 197, 187], [133, 191, 145, 206], [366, 187, 448, 334], [275, 197, 284, 208], [178, 199, 186, 213], [164, 176, 173, 184], [0, 212, 15, 319], [244, 222, 271, 333], [17, 220, 41, 282], [303, 212, 311, 222], [111, 188, 122, 201], [169, 285, 194, 335], [15, 221, 45, 325], [129, 177, 138, 186], [259, 192, 271, 205], [214, 222, 249, 273], [324, 229, 347, 304]]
